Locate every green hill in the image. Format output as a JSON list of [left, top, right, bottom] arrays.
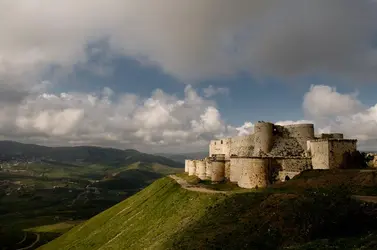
[[40, 170, 377, 250]]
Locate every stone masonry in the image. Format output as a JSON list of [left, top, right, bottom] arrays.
[[185, 121, 358, 189]]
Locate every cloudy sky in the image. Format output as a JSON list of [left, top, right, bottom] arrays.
[[1, 0, 377, 153]]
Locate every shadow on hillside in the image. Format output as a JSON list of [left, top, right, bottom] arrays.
[[166, 171, 377, 249]]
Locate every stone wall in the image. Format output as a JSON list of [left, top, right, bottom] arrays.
[[209, 138, 231, 159], [309, 139, 357, 169], [278, 171, 301, 182], [238, 158, 269, 189], [277, 158, 312, 172], [230, 135, 255, 157], [229, 158, 246, 183], [205, 159, 212, 180], [269, 137, 305, 157], [309, 140, 330, 169], [225, 161, 231, 179], [329, 139, 357, 169]]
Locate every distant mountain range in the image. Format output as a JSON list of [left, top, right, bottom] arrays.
[[156, 152, 209, 163], [0, 140, 183, 168]]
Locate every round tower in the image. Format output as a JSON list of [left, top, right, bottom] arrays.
[[284, 124, 315, 139], [230, 158, 241, 183], [205, 159, 212, 180], [184, 160, 189, 173], [188, 160, 196, 176], [253, 122, 274, 155], [196, 160, 207, 180], [212, 156, 225, 183], [284, 124, 315, 151], [238, 158, 270, 189], [195, 160, 201, 176], [225, 160, 231, 180]]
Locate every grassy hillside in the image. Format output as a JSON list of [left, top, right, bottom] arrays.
[[39, 177, 225, 250], [40, 170, 377, 250]]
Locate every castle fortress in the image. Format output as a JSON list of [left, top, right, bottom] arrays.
[[185, 122, 357, 189]]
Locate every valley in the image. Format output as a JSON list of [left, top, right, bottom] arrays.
[[0, 141, 183, 250]]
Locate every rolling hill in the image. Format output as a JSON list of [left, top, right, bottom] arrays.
[[40, 170, 377, 250], [0, 140, 183, 168]]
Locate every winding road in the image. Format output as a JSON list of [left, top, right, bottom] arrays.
[[16, 232, 40, 250]]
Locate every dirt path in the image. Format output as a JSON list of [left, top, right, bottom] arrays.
[[16, 232, 40, 250], [352, 195, 377, 203], [16, 232, 27, 245], [169, 175, 229, 194]]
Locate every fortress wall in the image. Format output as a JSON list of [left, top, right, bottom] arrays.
[[283, 124, 315, 150], [310, 140, 330, 169], [205, 159, 212, 180], [229, 158, 245, 183], [225, 161, 231, 179], [237, 158, 270, 189], [230, 135, 255, 157], [277, 158, 312, 172], [196, 160, 207, 180], [278, 171, 301, 182], [269, 137, 305, 157], [329, 139, 357, 169], [253, 122, 274, 155], [212, 160, 225, 182], [188, 160, 196, 176]]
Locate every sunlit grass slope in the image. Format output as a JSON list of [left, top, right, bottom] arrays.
[[39, 177, 226, 250]]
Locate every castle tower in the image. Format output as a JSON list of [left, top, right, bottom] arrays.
[[195, 160, 201, 176], [196, 160, 207, 180], [238, 158, 270, 189], [205, 158, 212, 180], [253, 122, 274, 155], [188, 160, 196, 176], [284, 124, 315, 150], [211, 155, 225, 183]]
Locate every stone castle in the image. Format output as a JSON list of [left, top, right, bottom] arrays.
[[184, 121, 358, 189]]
